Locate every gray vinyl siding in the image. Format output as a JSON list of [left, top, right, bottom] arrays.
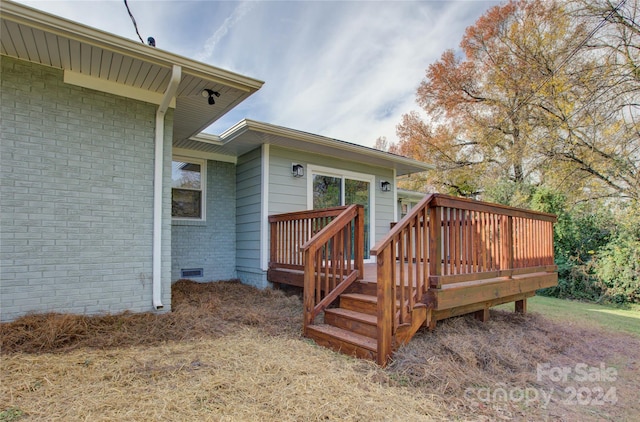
[[267, 148, 307, 215], [268, 146, 396, 245], [0, 56, 172, 321], [235, 147, 266, 287], [171, 160, 236, 282], [374, 179, 395, 243]]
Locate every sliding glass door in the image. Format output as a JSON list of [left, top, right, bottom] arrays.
[[311, 170, 372, 259]]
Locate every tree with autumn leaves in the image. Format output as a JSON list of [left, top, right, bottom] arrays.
[[393, 0, 638, 204], [390, 0, 639, 303]]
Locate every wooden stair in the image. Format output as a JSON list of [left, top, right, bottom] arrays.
[[305, 324, 377, 360], [305, 287, 428, 362]]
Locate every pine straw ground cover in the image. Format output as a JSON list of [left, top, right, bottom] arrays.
[[1, 280, 639, 421]]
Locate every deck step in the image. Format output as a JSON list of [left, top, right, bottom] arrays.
[[324, 308, 377, 338], [339, 293, 378, 315], [306, 324, 377, 361], [339, 293, 401, 315], [346, 281, 377, 296]]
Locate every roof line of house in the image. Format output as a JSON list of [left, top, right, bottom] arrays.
[[216, 119, 435, 172], [0, 0, 264, 91]]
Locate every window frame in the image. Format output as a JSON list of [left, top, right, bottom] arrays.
[[306, 164, 376, 262], [171, 156, 206, 221]]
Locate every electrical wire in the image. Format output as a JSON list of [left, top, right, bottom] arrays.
[[123, 0, 144, 44]]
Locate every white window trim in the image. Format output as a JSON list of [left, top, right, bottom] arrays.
[[306, 164, 376, 262], [172, 156, 207, 221]]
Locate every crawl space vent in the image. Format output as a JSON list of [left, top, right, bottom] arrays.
[[181, 268, 203, 278]]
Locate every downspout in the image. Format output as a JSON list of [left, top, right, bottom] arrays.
[[153, 64, 181, 309]]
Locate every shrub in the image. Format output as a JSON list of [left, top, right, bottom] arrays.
[[532, 189, 613, 302], [590, 209, 640, 304]]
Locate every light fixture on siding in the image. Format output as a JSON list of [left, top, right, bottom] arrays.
[[201, 89, 220, 105], [292, 163, 304, 178], [380, 180, 391, 192]]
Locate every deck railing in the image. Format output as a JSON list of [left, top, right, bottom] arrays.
[[268, 205, 364, 331], [370, 193, 557, 365], [269, 206, 349, 272]]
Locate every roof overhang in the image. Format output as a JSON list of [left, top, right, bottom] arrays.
[[397, 189, 428, 201], [0, 0, 264, 142], [175, 120, 434, 176]]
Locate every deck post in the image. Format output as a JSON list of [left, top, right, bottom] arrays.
[[515, 298, 527, 314], [474, 307, 490, 322], [270, 220, 277, 266], [355, 205, 364, 279], [303, 246, 316, 334], [429, 206, 442, 286], [376, 245, 393, 366]]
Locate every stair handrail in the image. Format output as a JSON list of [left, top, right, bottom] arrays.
[[370, 194, 436, 365], [300, 204, 364, 333]]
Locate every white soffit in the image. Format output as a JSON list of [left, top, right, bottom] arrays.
[[0, 0, 264, 142]]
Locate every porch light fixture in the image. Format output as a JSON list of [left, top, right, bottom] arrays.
[[292, 163, 304, 178], [380, 180, 391, 192], [201, 89, 220, 105]]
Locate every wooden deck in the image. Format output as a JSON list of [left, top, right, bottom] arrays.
[[268, 194, 558, 366]]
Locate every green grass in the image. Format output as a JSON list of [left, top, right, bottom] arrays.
[[496, 296, 640, 337], [0, 408, 24, 422]]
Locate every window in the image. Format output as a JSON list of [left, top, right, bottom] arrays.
[[308, 166, 374, 260], [313, 175, 342, 209], [172, 158, 205, 219]]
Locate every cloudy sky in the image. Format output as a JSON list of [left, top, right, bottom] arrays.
[[17, 0, 499, 147]]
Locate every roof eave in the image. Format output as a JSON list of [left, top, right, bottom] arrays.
[[0, 1, 264, 92], [219, 119, 434, 176]]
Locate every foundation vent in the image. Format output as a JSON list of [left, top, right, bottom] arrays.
[[181, 268, 203, 278]]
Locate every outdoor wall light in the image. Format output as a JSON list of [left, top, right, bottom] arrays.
[[380, 180, 391, 192], [201, 89, 221, 105], [292, 163, 304, 178]]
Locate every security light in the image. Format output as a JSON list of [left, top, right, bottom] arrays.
[[201, 89, 221, 105]]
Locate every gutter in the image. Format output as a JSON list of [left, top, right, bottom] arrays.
[[153, 64, 181, 309]]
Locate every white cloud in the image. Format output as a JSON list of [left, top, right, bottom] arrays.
[[15, 0, 499, 147], [194, 1, 254, 62], [206, 1, 499, 146]]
